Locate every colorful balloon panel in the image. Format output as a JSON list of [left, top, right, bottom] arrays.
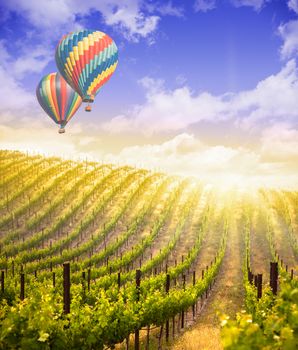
[[55, 30, 118, 102], [36, 72, 82, 127]]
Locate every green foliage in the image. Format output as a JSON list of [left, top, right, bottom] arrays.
[[221, 278, 298, 350], [0, 151, 230, 349], [221, 207, 298, 350]]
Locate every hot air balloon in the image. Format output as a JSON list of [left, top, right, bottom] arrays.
[[36, 72, 82, 133], [55, 29, 118, 112]]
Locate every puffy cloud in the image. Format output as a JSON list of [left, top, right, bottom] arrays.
[[229, 0, 268, 10], [260, 123, 298, 162], [4, 0, 74, 29], [1, 120, 297, 188], [234, 59, 298, 128], [279, 20, 298, 59], [103, 60, 298, 135], [0, 123, 96, 159], [155, 2, 184, 17], [102, 132, 297, 188], [288, 0, 298, 14], [194, 0, 217, 12], [194, 0, 269, 12], [0, 65, 34, 114], [3, 45, 52, 80], [0, 40, 43, 118], [2, 0, 162, 41], [104, 133, 257, 174], [102, 86, 228, 135], [101, 2, 160, 41]]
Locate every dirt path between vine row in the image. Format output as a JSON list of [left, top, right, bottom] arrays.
[[168, 195, 245, 350]]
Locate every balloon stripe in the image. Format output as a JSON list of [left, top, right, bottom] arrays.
[[55, 74, 62, 117], [66, 95, 81, 122], [83, 45, 117, 94], [81, 34, 112, 78], [60, 75, 67, 121], [47, 77, 59, 122], [89, 62, 118, 96], [66, 92, 79, 121], [42, 79, 56, 121], [65, 88, 75, 120], [37, 82, 56, 123], [50, 75, 60, 122], [87, 55, 118, 95]]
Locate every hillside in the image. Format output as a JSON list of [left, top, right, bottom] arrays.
[[0, 150, 297, 350]]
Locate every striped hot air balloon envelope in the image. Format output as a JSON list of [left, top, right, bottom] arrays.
[[55, 29, 118, 112], [36, 72, 82, 133]]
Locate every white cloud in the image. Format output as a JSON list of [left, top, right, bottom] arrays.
[[229, 0, 268, 10], [102, 86, 228, 135], [155, 2, 184, 17], [288, 0, 298, 14], [194, 0, 217, 12], [0, 123, 96, 160], [279, 20, 298, 59], [234, 59, 298, 128], [104, 133, 257, 174], [0, 65, 35, 116], [102, 132, 297, 189], [6, 0, 75, 29], [103, 3, 160, 41], [0, 40, 42, 117], [260, 123, 298, 161], [0, 69, 32, 107], [6, 45, 52, 79], [103, 60, 298, 135], [3, 0, 162, 41], [194, 0, 269, 12]]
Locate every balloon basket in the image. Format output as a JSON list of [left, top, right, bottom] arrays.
[[85, 105, 92, 112], [58, 128, 65, 134]]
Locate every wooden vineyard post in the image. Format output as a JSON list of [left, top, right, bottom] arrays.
[[210, 261, 213, 291], [257, 274, 262, 299], [205, 267, 208, 298], [53, 272, 56, 287], [20, 272, 25, 300], [270, 262, 278, 295], [165, 274, 170, 342], [192, 270, 196, 318], [82, 271, 86, 298], [201, 269, 205, 307], [87, 268, 91, 292], [291, 269, 294, 280], [135, 269, 141, 350], [1, 270, 4, 293], [248, 269, 253, 284], [254, 275, 258, 288], [117, 272, 121, 289], [63, 262, 70, 314], [181, 275, 186, 329]]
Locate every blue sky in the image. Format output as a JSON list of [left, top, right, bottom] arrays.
[[0, 0, 298, 188]]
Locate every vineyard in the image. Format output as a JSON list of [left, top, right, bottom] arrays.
[[0, 149, 297, 350]]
